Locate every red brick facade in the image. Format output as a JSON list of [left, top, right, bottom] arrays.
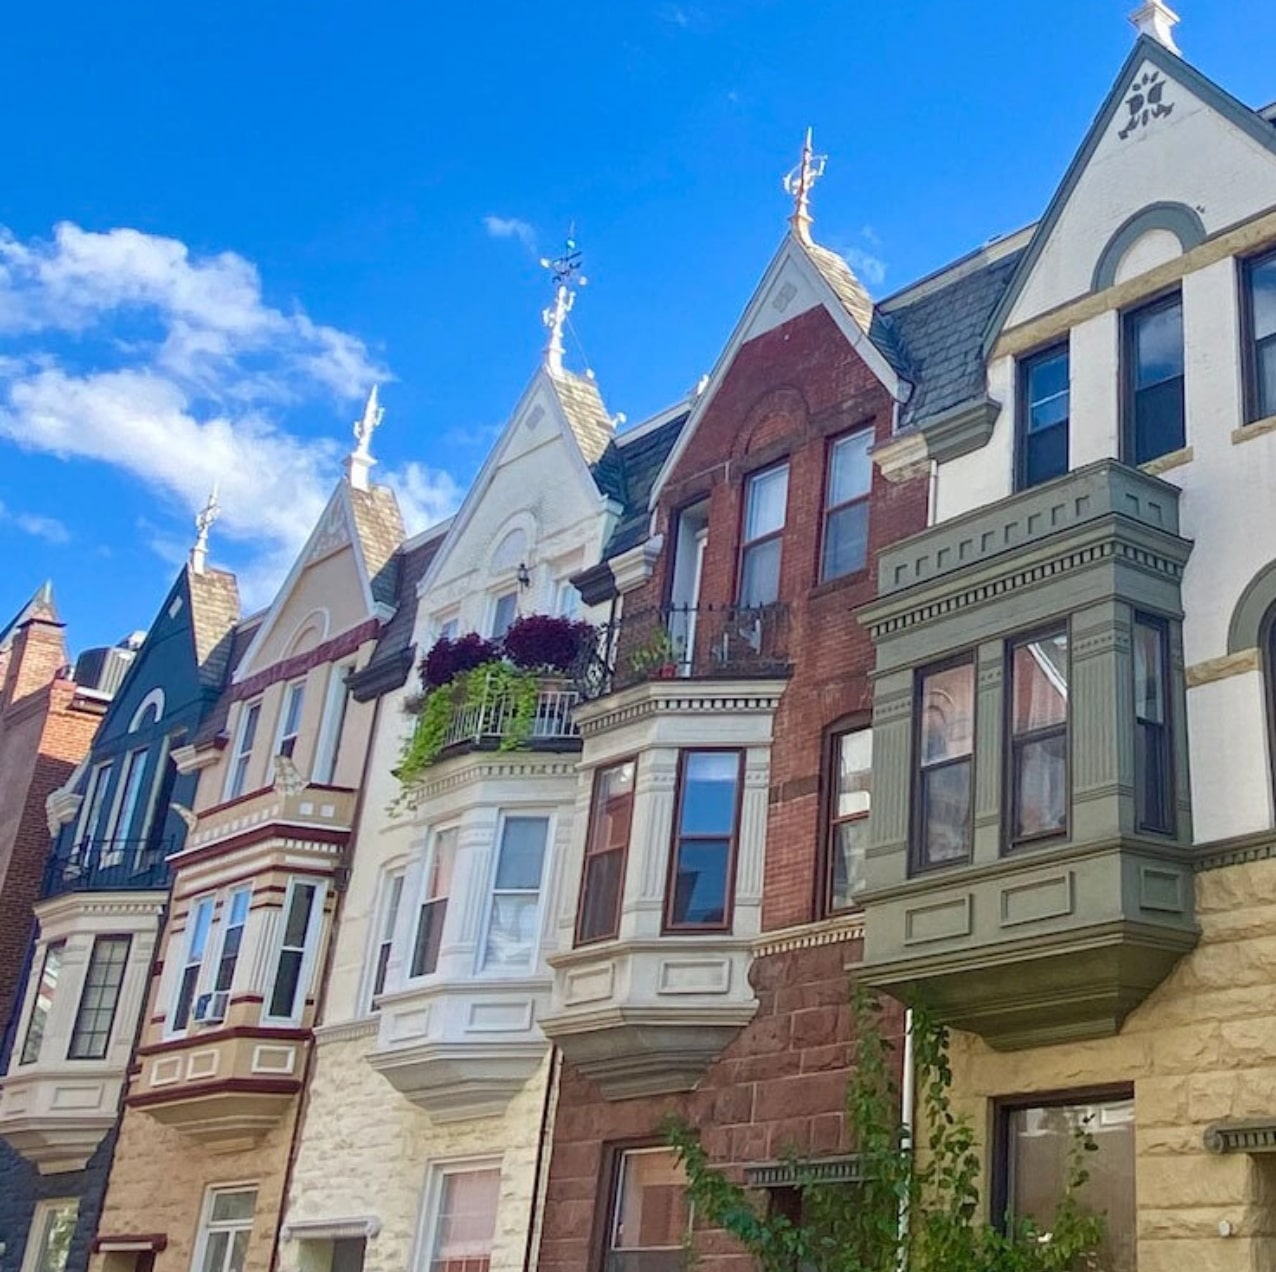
[[537, 299, 928, 1271], [0, 617, 104, 1031]]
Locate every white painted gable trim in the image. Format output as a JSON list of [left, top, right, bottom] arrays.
[[233, 482, 379, 683], [415, 365, 608, 600], [648, 232, 904, 509]]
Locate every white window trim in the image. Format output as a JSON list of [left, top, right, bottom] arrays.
[[262, 878, 328, 1026], [475, 810, 553, 977], [272, 679, 308, 765], [312, 664, 353, 787], [19, 1197, 79, 1272], [224, 699, 263, 802], [75, 760, 113, 849], [433, 612, 460, 643], [167, 894, 216, 1038], [408, 826, 461, 982], [414, 1157, 503, 1272], [488, 589, 519, 639], [191, 1183, 258, 1272], [103, 746, 149, 848], [212, 887, 252, 995], [362, 867, 407, 1013], [134, 733, 172, 861]]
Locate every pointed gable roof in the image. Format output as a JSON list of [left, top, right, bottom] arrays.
[[983, 34, 1276, 353], [551, 367, 614, 465], [186, 565, 241, 692], [0, 581, 59, 652]]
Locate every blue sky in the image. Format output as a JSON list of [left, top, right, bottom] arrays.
[[0, 0, 1268, 652]]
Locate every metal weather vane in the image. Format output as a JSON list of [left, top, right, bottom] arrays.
[[783, 127, 827, 244], [540, 234, 587, 373]]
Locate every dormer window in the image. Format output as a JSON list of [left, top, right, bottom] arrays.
[[1124, 293, 1185, 465], [1017, 344, 1070, 489], [738, 464, 788, 607]]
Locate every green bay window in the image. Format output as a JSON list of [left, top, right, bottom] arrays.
[[914, 660, 975, 871], [1007, 630, 1069, 844]]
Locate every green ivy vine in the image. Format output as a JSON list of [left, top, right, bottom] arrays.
[[666, 990, 1105, 1272]]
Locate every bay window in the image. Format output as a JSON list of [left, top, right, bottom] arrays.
[[738, 463, 788, 608], [821, 430, 873, 581], [664, 750, 743, 931], [275, 680, 306, 761], [1124, 292, 1185, 465], [265, 879, 326, 1023], [604, 1147, 691, 1272], [411, 828, 457, 977], [1133, 615, 1173, 833], [1008, 630, 1069, 844], [369, 871, 405, 1007], [1017, 343, 1070, 489], [214, 888, 251, 995], [481, 815, 549, 971], [20, 941, 65, 1065], [914, 660, 975, 870], [171, 896, 214, 1032], [1245, 248, 1276, 422], [577, 760, 635, 945], [826, 728, 872, 913], [68, 935, 130, 1059], [226, 700, 261, 800]]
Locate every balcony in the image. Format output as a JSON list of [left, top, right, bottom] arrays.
[[856, 460, 1197, 1049], [440, 675, 580, 753], [579, 602, 791, 699], [42, 837, 171, 897]]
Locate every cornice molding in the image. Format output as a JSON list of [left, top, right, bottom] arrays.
[[313, 1017, 379, 1046], [575, 678, 788, 738], [752, 916, 864, 958]]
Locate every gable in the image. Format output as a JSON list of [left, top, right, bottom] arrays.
[[995, 37, 1276, 335]]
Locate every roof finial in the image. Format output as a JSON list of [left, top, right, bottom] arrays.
[[783, 127, 827, 245], [347, 386, 384, 491], [540, 234, 587, 374], [1129, 1, 1180, 52], [191, 484, 220, 576]]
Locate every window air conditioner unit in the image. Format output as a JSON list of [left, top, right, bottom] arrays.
[[192, 991, 229, 1025]]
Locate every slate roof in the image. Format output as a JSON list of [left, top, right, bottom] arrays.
[[551, 369, 615, 465], [593, 412, 689, 562], [186, 566, 241, 693], [880, 246, 1025, 429], [189, 613, 264, 748], [349, 484, 406, 609], [0, 581, 59, 652]]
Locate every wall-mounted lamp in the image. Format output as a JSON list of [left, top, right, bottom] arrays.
[[516, 562, 531, 589]]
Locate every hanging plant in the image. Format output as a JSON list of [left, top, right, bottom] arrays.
[[419, 632, 502, 691], [502, 614, 596, 675]]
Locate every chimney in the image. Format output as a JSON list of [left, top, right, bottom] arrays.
[[2, 614, 69, 709]]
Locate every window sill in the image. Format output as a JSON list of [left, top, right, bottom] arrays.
[[808, 569, 871, 602], [1138, 445, 1193, 476], [1232, 414, 1276, 445]]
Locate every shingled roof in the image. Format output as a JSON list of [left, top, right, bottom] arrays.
[[551, 368, 615, 465], [349, 484, 406, 609], [186, 566, 241, 693], [593, 411, 689, 563], [189, 612, 264, 749]]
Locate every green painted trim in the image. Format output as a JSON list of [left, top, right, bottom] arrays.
[[920, 396, 1001, 464], [983, 36, 1276, 356], [1091, 202, 1207, 290], [1227, 559, 1276, 654]]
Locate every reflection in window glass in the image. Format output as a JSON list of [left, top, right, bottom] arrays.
[[667, 751, 741, 929], [68, 935, 131, 1060], [578, 761, 636, 944], [738, 464, 788, 608], [25, 1199, 78, 1272], [1009, 632, 1069, 842], [412, 829, 457, 976], [1133, 616, 1173, 833], [429, 1168, 501, 1272], [1250, 251, 1276, 420], [172, 896, 214, 1031], [821, 431, 873, 581], [1004, 1096, 1135, 1272], [482, 816, 549, 970], [1126, 295, 1185, 465], [268, 882, 320, 1020], [1019, 345, 1070, 489], [828, 729, 872, 912], [370, 872, 404, 1006], [21, 941, 65, 1065], [198, 1188, 256, 1272], [917, 662, 975, 868], [609, 1148, 691, 1272]]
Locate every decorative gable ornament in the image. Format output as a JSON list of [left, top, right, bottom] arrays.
[[308, 499, 352, 563], [1118, 68, 1175, 140]]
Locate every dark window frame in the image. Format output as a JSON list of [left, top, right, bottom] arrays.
[[819, 428, 874, 584], [1003, 626, 1071, 851], [67, 934, 132, 1060], [1241, 247, 1276, 423], [911, 654, 977, 875], [575, 757, 639, 947], [1133, 612, 1175, 835], [991, 1083, 1135, 1239], [1015, 341, 1071, 491], [736, 461, 790, 608], [1122, 289, 1186, 466], [592, 1139, 692, 1272], [820, 718, 872, 917], [662, 748, 745, 934]]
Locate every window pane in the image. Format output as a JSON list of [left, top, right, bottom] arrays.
[[613, 1150, 690, 1252], [69, 935, 130, 1059], [492, 592, 518, 639], [240, 703, 260, 752], [432, 1168, 500, 1272], [1012, 634, 1068, 733], [493, 817, 548, 891], [283, 884, 316, 947], [670, 838, 730, 926], [921, 761, 972, 865], [744, 465, 788, 541], [827, 432, 872, 506], [412, 902, 446, 976], [1133, 300, 1184, 387], [739, 538, 781, 608], [1133, 622, 1165, 724], [821, 500, 869, 581], [1136, 722, 1172, 832], [830, 729, 872, 912], [484, 894, 541, 969], [590, 762, 635, 854], [1006, 1097, 1134, 1272], [427, 831, 458, 899], [21, 941, 65, 1064], [1014, 734, 1068, 839], [269, 951, 304, 1018], [679, 752, 739, 835], [831, 820, 868, 911], [579, 851, 624, 943], [836, 731, 872, 819], [1258, 338, 1276, 419], [1023, 421, 1068, 488], [920, 664, 974, 764], [1027, 349, 1069, 431], [1129, 299, 1185, 463], [31, 1200, 77, 1272], [1253, 255, 1276, 341], [210, 1190, 256, 1224]]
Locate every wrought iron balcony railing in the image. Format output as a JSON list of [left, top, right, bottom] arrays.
[[42, 837, 173, 897], [577, 602, 791, 699], [441, 675, 581, 750]]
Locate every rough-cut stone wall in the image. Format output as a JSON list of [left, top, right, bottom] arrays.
[[946, 856, 1276, 1272], [279, 1030, 552, 1272], [537, 938, 905, 1272]]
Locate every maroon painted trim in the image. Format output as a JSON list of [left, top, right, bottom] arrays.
[[92, 1234, 168, 1254], [172, 825, 350, 870], [127, 1075, 302, 1108], [231, 620, 379, 702], [136, 1025, 311, 1057]]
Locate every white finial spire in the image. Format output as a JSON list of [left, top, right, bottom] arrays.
[[347, 385, 384, 491], [783, 127, 827, 245], [540, 235, 587, 374], [191, 484, 220, 576], [1129, 1, 1180, 52]]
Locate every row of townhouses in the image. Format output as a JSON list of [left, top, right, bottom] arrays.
[[3, 8, 1276, 1270]]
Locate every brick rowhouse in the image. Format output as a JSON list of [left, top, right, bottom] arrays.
[[537, 290, 929, 1272]]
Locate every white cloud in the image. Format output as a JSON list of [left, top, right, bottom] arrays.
[[383, 461, 463, 536], [482, 215, 537, 255], [0, 222, 462, 607], [845, 246, 887, 288], [0, 500, 70, 543]]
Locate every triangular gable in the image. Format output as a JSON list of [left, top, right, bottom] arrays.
[[416, 364, 611, 598], [234, 480, 402, 681], [985, 35, 1276, 349], [649, 232, 908, 508]]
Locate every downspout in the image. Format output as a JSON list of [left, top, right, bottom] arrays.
[[896, 1007, 916, 1267], [269, 690, 384, 1272], [522, 1045, 563, 1272]]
